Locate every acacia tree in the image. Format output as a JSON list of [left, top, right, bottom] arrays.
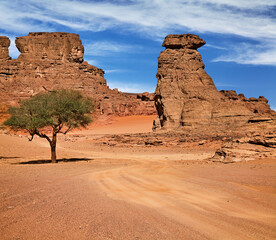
[[4, 90, 95, 163]]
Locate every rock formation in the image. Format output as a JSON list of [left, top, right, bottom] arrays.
[[0, 32, 155, 116], [153, 34, 275, 133], [0, 37, 11, 61], [15, 32, 84, 63]]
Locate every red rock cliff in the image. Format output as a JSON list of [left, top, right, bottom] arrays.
[[0, 32, 155, 116]]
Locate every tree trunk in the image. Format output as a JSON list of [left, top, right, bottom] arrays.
[[51, 144, 57, 163], [50, 133, 57, 163]]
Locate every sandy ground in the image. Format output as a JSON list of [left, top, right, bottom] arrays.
[[0, 115, 276, 240], [87, 115, 157, 134]]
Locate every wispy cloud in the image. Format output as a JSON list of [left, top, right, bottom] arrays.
[[0, 0, 275, 65], [1, 0, 275, 38], [84, 41, 139, 56], [86, 59, 100, 66], [205, 44, 227, 50], [203, 0, 276, 9], [107, 80, 155, 93], [105, 69, 127, 74], [213, 41, 276, 66]]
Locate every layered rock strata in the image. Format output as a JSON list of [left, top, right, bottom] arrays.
[[153, 34, 275, 132], [0, 32, 155, 116]]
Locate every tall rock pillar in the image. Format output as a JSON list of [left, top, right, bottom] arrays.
[[153, 34, 255, 131]]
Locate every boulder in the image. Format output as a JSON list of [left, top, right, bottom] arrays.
[[137, 92, 154, 101], [162, 34, 206, 49]]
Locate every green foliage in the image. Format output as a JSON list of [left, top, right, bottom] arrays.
[[4, 89, 95, 163], [4, 89, 95, 134]]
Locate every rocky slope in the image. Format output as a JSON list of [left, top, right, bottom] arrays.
[[0, 32, 155, 116]]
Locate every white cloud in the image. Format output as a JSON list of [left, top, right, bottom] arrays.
[[84, 41, 139, 56], [1, 0, 275, 39], [107, 80, 155, 93], [0, 0, 276, 65], [105, 69, 127, 74], [203, 0, 276, 9], [0, 2, 53, 33], [213, 42, 276, 66], [86, 59, 99, 66], [205, 44, 227, 50]]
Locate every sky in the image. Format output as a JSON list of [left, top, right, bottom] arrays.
[[0, 0, 275, 109]]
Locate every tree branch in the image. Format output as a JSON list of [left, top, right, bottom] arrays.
[[62, 124, 72, 135], [34, 129, 51, 143], [27, 129, 35, 141], [56, 123, 63, 133]]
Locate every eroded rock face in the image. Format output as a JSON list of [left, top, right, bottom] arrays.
[[0, 32, 155, 116], [0, 36, 11, 61], [153, 34, 275, 132], [15, 32, 84, 63]]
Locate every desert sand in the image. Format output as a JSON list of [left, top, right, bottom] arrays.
[[0, 115, 275, 240]]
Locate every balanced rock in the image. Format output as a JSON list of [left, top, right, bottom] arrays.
[[162, 34, 206, 49], [153, 34, 275, 132], [0, 32, 155, 117]]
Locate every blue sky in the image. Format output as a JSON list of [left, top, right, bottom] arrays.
[[0, 0, 275, 109]]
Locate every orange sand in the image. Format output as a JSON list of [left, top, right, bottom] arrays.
[[0, 115, 275, 239]]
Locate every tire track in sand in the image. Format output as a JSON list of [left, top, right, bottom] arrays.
[[91, 159, 276, 240]]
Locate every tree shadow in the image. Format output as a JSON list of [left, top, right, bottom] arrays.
[[17, 158, 93, 165], [0, 156, 20, 159]]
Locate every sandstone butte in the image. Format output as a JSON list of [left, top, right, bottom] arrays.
[[153, 34, 275, 133], [0, 32, 275, 141], [152, 34, 276, 162], [0, 33, 155, 117]]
